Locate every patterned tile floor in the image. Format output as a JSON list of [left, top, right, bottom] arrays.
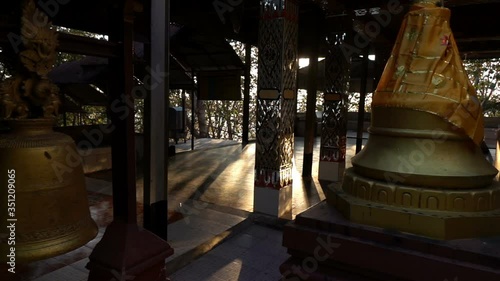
[[170, 223, 288, 281]]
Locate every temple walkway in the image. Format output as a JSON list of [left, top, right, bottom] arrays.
[[14, 131, 498, 281]]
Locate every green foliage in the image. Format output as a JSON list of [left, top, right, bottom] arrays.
[[347, 92, 372, 113], [204, 99, 244, 140], [0, 62, 9, 81], [56, 105, 107, 127], [296, 90, 323, 113], [464, 58, 500, 117], [135, 99, 144, 133], [168, 40, 258, 141], [0, 47, 13, 80]]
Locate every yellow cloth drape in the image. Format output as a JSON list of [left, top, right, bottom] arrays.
[[373, 3, 484, 145]]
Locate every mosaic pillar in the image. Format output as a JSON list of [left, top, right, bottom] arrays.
[[319, 33, 351, 182], [254, 0, 298, 217]]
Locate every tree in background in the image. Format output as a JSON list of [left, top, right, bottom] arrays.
[[296, 90, 323, 113], [0, 47, 13, 81], [464, 58, 500, 117], [200, 40, 258, 141], [169, 40, 259, 141], [347, 92, 372, 113]]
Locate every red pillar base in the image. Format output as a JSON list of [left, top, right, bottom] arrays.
[[87, 221, 173, 281], [280, 201, 500, 281]]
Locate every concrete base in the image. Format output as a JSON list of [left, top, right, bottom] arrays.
[[254, 185, 292, 218], [87, 221, 173, 281], [318, 161, 345, 182], [280, 201, 500, 281]]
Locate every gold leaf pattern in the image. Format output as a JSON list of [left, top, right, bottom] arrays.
[[373, 2, 484, 145], [0, 0, 60, 119]]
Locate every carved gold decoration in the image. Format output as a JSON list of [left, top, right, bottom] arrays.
[[374, 1, 483, 145], [341, 168, 500, 212], [0, 0, 60, 119], [327, 178, 500, 240]]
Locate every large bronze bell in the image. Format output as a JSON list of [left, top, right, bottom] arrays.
[[0, 119, 98, 262]]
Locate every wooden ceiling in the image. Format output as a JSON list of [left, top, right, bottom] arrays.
[[0, 0, 499, 59], [168, 0, 500, 59]]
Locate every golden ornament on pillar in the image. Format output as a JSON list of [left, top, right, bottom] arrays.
[[328, 0, 500, 239], [0, 0, 97, 262]]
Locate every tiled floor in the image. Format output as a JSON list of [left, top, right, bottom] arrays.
[[170, 224, 288, 281], [166, 203, 248, 262], [162, 137, 332, 219]]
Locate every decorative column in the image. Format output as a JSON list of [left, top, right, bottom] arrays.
[[254, 0, 298, 217], [318, 33, 351, 182]]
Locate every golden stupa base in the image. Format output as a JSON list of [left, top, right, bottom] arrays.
[[325, 168, 500, 240], [281, 201, 500, 281]]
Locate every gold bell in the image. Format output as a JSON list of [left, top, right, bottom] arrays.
[[0, 119, 98, 262]]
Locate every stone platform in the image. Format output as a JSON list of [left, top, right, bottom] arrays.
[[281, 201, 500, 281]]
